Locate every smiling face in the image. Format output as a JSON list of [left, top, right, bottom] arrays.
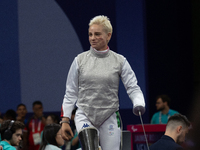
[[89, 24, 111, 51]]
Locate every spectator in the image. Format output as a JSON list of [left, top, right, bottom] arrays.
[[39, 124, 64, 150], [3, 109, 16, 121], [16, 104, 28, 125], [46, 114, 59, 125], [16, 104, 28, 150], [40, 114, 60, 139], [151, 95, 179, 124], [150, 114, 190, 150], [24, 101, 46, 150], [0, 120, 25, 150]]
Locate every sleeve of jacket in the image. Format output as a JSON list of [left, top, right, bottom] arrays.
[[121, 59, 145, 108], [61, 57, 79, 119]]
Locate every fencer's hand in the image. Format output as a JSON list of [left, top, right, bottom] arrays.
[[61, 122, 74, 141], [133, 105, 145, 116]]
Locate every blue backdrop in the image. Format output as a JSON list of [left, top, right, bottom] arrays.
[[0, 0, 148, 127]]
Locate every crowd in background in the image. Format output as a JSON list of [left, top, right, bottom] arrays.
[[0, 95, 186, 150], [0, 101, 78, 150], [1, 94, 199, 150]]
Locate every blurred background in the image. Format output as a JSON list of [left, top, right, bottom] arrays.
[[0, 0, 200, 129]]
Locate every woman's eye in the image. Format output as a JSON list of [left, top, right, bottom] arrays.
[[95, 33, 101, 36]]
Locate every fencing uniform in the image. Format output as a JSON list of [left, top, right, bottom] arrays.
[[61, 47, 145, 150]]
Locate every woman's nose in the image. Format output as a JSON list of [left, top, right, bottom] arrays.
[[91, 35, 96, 40]]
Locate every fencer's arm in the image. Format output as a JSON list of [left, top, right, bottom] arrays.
[[62, 57, 79, 119], [61, 58, 79, 140], [121, 59, 146, 116]]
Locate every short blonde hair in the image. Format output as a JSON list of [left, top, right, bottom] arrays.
[[89, 15, 112, 34]]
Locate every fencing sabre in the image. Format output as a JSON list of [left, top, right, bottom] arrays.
[[138, 111, 150, 150]]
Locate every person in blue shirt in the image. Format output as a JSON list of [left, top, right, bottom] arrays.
[[151, 95, 179, 124], [0, 120, 25, 150]]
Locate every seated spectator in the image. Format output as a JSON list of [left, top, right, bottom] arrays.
[[39, 124, 64, 150], [151, 95, 179, 124], [0, 120, 25, 150], [150, 114, 190, 150]]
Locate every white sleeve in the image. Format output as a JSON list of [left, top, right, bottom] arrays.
[[121, 59, 145, 108], [62, 57, 79, 119]]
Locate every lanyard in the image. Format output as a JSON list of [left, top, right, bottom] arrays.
[[159, 110, 171, 124], [32, 119, 41, 133]]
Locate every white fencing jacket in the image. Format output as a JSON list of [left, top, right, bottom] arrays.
[[62, 47, 145, 127]]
